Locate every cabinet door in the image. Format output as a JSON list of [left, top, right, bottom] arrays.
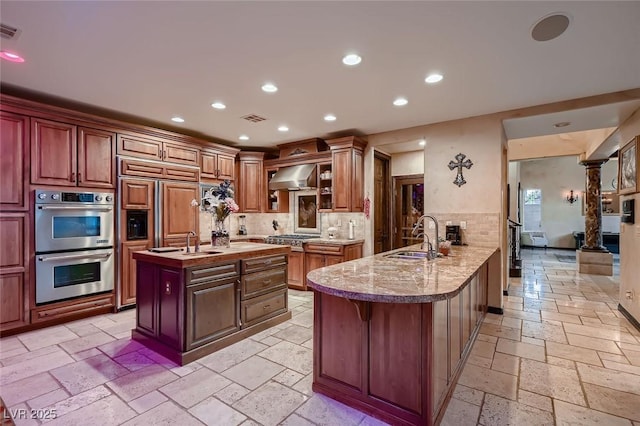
[[332, 148, 351, 211], [117, 134, 163, 161], [31, 118, 77, 186], [240, 160, 262, 212], [0, 273, 27, 331], [121, 179, 154, 210], [0, 213, 28, 332], [162, 182, 199, 241], [78, 127, 116, 188], [325, 255, 343, 267], [186, 278, 239, 350], [0, 112, 29, 211], [200, 151, 219, 180], [158, 267, 183, 350], [163, 142, 199, 166], [120, 241, 152, 307], [352, 149, 364, 212], [305, 252, 326, 273], [217, 154, 236, 181], [287, 251, 305, 290]]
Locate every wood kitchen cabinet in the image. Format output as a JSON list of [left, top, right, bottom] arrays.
[[201, 149, 236, 182], [31, 118, 116, 188], [287, 251, 305, 290], [133, 247, 291, 365], [0, 112, 29, 211], [305, 241, 364, 277], [117, 133, 200, 167], [0, 213, 29, 333], [325, 136, 367, 212], [238, 152, 265, 213], [162, 182, 199, 244], [264, 167, 289, 213]]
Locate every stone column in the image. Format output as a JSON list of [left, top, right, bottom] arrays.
[[578, 159, 613, 275], [581, 160, 608, 251]]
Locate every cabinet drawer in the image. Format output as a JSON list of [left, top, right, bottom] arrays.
[[31, 294, 114, 323], [187, 262, 239, 285], [242, 255, 287, 274], [304, 243, 344, 255], [120, 158, 164, 178], [242, 266, 287, 300], [241, 289, 287, 328]]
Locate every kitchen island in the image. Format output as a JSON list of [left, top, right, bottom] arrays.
[[132, 242, 292, 365], [307, 245, 500, 426]]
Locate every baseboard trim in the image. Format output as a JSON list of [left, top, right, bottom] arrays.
[[618, 304, 640, 332], [488, 306, 503, 315]]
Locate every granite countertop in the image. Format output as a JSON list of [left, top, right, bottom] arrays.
[[132, 242, 290, 269], [306, 244, 498, 303]]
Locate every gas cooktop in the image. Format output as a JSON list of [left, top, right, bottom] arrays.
[[264, 234, 319, 247]]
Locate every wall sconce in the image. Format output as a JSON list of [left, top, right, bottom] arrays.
[[566, 190, 579, 204]]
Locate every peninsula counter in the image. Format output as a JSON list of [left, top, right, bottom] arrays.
[[132, 242, 292, 365], [307, 245, 500, 426]]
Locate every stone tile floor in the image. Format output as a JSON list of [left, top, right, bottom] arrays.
[[0, 247, 638, 425]]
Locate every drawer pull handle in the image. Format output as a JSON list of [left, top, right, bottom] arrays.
[[263, 304, 271, 309], [263, 279, 271, 285], [264, 260, 272, 265]]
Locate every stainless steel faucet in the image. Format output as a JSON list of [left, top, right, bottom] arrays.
[[413, 215, 439, 260], [186, 231, 199, 253]]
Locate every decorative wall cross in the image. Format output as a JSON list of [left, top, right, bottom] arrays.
[[448, 153, 473, 187]]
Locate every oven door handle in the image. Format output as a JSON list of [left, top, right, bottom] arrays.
[[38, 252, 113, 262], [37, 206, 113, 211]]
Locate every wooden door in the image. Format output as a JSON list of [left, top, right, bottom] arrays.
[[0, 112, 29, 211], [78, 127, 116, 188], [163, 142, 199, 166], [374, 152, 391, 253], [332, 149, 351, 211], [287, 251, 305, 290], [162, 182, 199, 242], [200, 151, 218, 180], [217, 154, 236, 180], [240, 160, 262, 212], [117, 134, 162, 161], [393, 175, 424, 249], [186, 278, 239, 350], [119, 240, 152, 307], [305, 252, 326, 273], [31, 118, 77, 186], [0, 213, 28, 331], [121, 179, 154, 210]]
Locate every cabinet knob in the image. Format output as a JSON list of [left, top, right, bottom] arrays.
[[165, 282, 171, 295], [78, 172, 82, 183], [70, 172, 75, 182]]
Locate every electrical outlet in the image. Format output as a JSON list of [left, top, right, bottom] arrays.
[[337, 220, 341, 227], [428, 221, 435, 229], [460, 221, 467, 230], [446, 221, 452, 226]]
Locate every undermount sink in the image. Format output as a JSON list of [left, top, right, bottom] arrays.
[[385, 250, 431, 259]]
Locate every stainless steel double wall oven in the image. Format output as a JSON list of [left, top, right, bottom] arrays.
[[35, 190, 115, 304]]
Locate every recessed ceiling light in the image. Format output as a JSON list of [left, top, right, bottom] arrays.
[[425, 73, 443, 84], [419, 139, 426, 147], [393, 97, 408, 106], [171, 116, 185, 123], [261, 83, 278, 93], [554, 121, 571, 128], [324, 114, 337, 122], [239, 135, 250, 141], [342, 54, 362, 66], [0, 51, 25, 63], [532, 13, 570, 42], [278, 125, 289, 132], [211, 102, 226, 110]]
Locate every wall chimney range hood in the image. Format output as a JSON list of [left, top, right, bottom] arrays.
[[268, 164, 317, 190]]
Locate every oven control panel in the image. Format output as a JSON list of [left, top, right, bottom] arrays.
[[36, 190, 114, 205]]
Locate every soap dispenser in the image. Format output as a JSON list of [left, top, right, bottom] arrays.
[[348, 220, 355, 240]]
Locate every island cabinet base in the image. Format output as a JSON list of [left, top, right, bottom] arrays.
[[312, 264, 488, 425]]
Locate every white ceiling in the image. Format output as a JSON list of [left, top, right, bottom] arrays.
[[1, 1, 640, 151]]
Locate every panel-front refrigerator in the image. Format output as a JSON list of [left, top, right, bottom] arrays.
[[117, 176, 199, 308]]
